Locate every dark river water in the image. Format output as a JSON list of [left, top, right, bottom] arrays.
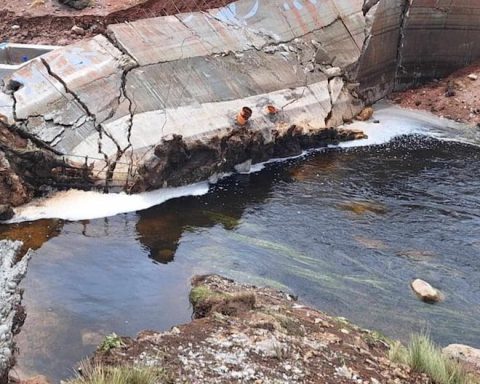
[[2, 133, 480, 381]]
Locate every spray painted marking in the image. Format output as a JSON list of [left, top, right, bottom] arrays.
[[214, 0, 260, 25], [183, 14, 194, 23], [293, 0, 303, 10]]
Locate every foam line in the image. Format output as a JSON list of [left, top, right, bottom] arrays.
[[7, 103, 477, 223], [9, 182, 209, 223]]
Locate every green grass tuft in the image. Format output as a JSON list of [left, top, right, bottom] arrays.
[[189, 286, 218, 306], [389, 334, 474, 384], [65, 361, 171, 384], [99, 333, 124, 352]]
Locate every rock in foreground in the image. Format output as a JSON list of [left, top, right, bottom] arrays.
[[85, 275, 434, 383], [443, 344, 480, 375], [0, 241, 31, 384]]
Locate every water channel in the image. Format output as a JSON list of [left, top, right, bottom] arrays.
[[1, 104, 479, 381]]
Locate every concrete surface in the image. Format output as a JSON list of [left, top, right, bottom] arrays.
[[0, 0, 479, 191], [0, 43, 58, 80]]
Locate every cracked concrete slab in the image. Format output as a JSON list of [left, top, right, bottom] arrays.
[[122, 49, 325, 115], [0, 92, 14, 125], [2, 0, 479, 193], [72, 78, 342, 161], [4, 35, 135, 155], [356, 0, 405, 103], [108, 13, 267, 66], [108, 0, 366, 67]]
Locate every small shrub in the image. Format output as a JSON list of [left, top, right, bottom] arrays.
[[99, 333, 124, 352], [65, 361, 170, 384], [189, 286, 216, 307], [366, 330, 393, 346], [189, 285, 255, 318], [389, 334, 473, 384]]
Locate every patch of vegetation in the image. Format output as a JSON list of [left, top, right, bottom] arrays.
[[99, 333, 124, 352], [389, 334, 473, 384], [189, 286, 220, 307], [66, 361, 172, 384], [203, 210, 239, 229], [189, 285, 255, 318], [274, 313, 305, 336], [364, 330, 392, 346]]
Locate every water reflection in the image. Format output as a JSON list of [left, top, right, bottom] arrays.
[[0, 219, 63, 255], [135, 172, 277, 264]]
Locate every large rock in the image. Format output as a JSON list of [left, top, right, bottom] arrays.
[[410, 279, 442, 303], [443, 344, 480, 374], [0, 241, 31, 384]]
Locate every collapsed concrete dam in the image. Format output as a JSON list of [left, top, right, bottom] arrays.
[[0, 0, 479, 209]]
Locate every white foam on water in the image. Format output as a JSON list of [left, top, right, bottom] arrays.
[[9, 182, 209, 223], [7, 103, 476, 223], [338, 102, 479, 149]]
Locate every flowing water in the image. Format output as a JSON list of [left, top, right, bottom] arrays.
[[1, 104, 480, 381]]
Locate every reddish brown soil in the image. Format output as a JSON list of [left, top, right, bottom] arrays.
[[0, 0, 232, 45], [391, 60, 480, 127]]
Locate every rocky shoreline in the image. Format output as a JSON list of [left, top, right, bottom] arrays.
[[0, 241, 30, 384], [56, 275, 478, 384]]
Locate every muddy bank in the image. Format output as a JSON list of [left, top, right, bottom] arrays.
[[390, 60, 480, 127], [0, 241, 30, 384], [79, 275, 438, 383]]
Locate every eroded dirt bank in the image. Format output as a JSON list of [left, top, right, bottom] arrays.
[[0, 0, 232, 45], [0, 122, 93, 219], [75, 275, 460, 384], [131, 126, 366, 193], [391, 60, 480, 127]]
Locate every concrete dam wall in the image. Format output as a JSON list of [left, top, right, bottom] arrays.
[[0, 0, 479, 203], [357, 0, 480, 102]]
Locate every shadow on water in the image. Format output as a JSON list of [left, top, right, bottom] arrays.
[[4, 135, 480, 381]]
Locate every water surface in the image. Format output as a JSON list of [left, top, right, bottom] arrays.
[[2, 110, 480, 381]]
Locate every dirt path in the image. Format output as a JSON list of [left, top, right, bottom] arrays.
[[390, 60, 480, 127], [0, 0, 231, 45]]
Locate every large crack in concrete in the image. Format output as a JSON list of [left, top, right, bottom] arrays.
[[394, 0, 413, 89], [2, 0, 479, 203], [39, 57, 133, 191]]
